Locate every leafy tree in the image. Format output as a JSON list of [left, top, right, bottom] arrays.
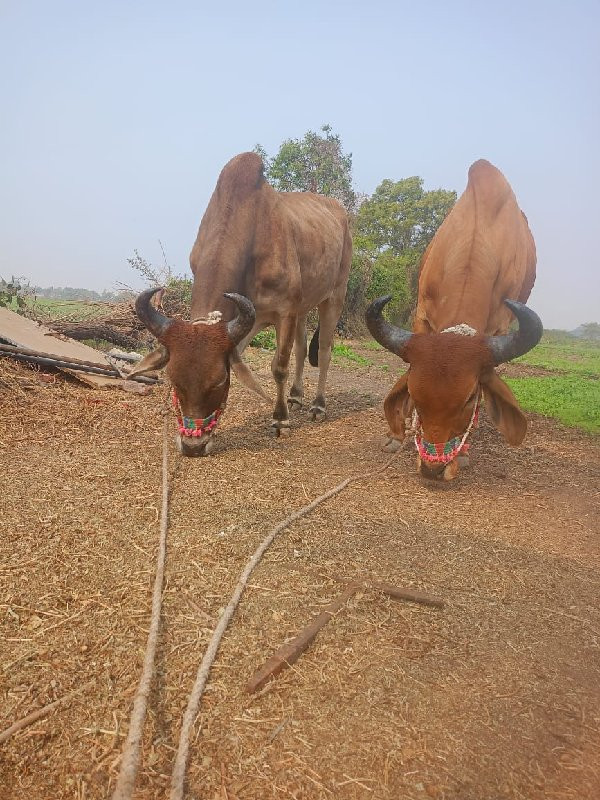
[[350, 177, 456, 323], [0, 276, 32, 314], [255, 125, 356, 212]]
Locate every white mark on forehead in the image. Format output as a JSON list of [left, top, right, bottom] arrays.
[[441, 323, 477, 336], [192, 310, 223, 326]]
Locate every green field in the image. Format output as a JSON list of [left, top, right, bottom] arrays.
[[514, 331, 600, 378], [1, 296, 111, 320], [28, 297, 110, 319], [508, 332, 600, 433]]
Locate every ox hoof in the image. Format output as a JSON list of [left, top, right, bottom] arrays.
[[309, 405, 326, 422], [383, 437, 403, 452], [270, 421, 291, 438], [287, 397, 303, 411]]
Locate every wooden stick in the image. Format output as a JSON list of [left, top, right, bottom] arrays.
[[0, 341, 124, 370], [361, 579, 444, 608], [0, 342, 158, 384], [246, 583, 360, 694], [111, 420, 170, 800], [331, 575, 444, 607], [0, 681, 92, 744]]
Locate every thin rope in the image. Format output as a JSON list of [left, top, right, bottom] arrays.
[[169, 451, 399, 800], [112, 418, 170, 800]]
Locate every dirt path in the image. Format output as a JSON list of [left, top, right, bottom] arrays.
[[1, 351, 599, 800]]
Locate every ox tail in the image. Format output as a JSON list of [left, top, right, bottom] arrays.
[[308, 326, 320, 367]]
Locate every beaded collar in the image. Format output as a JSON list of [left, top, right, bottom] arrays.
[[413, 391, 481, 464], [171, 390, 223, 438]]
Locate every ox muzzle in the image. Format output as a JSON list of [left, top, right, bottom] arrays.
[[172, 390, 223, 458], [413, 392, 481, 481]]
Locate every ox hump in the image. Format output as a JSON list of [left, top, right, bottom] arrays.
[[216, 152, 265, 201]]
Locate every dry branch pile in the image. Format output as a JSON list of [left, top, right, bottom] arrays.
[[31, 289, 193, 350], [32, 302, 148, 349]]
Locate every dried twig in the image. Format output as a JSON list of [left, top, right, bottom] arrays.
[[0, 681, 93, 744], [111, 420, 170, 800]]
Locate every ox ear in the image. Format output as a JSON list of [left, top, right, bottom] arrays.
[[127, 345, 170, 378], [480, 369, 527, 446], [229, 348, 270, 402], [383, 373, 413, 440]]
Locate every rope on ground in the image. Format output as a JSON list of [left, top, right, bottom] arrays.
[[169, 451, 400, 800], [111, 418, 170, 800], [0, 680, 94, 745]]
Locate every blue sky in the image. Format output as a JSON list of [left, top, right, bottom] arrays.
[[1, 0, 598, 328]]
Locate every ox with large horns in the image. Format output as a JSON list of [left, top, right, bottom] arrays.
[[366, 159, 543, 481], [129, 152, 352, 456]]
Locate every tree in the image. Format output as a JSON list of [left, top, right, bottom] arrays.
[[350, 177, 456, 323], [255, 125, 356, 212], [0, 276, 32, 314], [578, 322, 600, 341]]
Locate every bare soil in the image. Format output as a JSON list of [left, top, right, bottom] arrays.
[[1, 348, 599, 800]]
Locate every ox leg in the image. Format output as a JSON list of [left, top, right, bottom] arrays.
[[309, 301, 338, 421], [271, 316, 296, 436], [288, 315, 307, 411]]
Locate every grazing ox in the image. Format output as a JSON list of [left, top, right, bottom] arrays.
[[366, 159, 542, 481], [129, 152, 352, 456]]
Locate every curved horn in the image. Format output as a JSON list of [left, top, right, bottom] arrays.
[[365, 295, 413, 359], [224, 292, 256, 346], [135, 287, 174, 340], [487, 299, 543, 364]]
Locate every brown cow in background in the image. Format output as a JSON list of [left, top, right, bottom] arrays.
[[130, 152, 352, 456], [367, 159, 542, 481]]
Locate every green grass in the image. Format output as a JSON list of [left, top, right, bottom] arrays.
[[515, 335, 600, 378], [506, 376, 600, 433], [508, 334, 600, 433], [28, 298, 108, 320], [361, 339, 384, 351], [250, 328, 276, 350], [332, 343, 371, 366]]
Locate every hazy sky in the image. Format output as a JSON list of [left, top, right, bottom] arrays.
[[1, 0, 598, 329]]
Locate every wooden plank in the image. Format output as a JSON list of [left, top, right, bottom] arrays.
[[0, 307, 125, 388]]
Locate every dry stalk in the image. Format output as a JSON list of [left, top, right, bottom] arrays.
[[0, 681, 93, 744], [168, 452, 399, 800], [111, 419, 170, 800]]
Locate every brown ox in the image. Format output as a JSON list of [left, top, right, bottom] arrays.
[[129, 152, 352, 456], [366, 159, 543, 481]]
